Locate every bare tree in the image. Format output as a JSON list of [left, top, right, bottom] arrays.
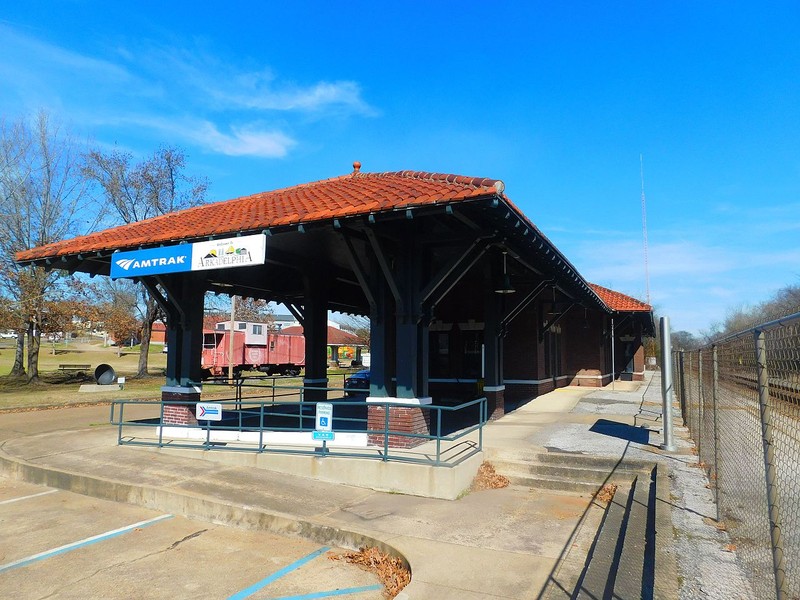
[[234, 297, 275, 326], [671, 330, 700, 351], [0, 112, 95, 382], [84, 146, 208, 377], [337, 314, 370, 348]]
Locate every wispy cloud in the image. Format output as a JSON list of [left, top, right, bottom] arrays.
[[0, 24, 132, 84], [0, 25, 375, 157], [564, 231, 799, 333], [208, 72, 375, 115], [91, 114, 297, 158], [191, 122, 296, 158]]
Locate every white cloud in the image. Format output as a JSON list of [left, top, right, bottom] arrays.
[[192, 122, 296, 158], [94, 114, 297, 158], [0, 25, 374, 159], [216, 77, 375, 115], [558, 230, 800, 334], [0, 24, 132, 84], [123, 42, 376, 116]]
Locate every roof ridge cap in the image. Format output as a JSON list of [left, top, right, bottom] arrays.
[[373, 170, 504, 191]]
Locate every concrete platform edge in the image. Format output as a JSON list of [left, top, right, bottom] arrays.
[[0, 449, 416, 583]]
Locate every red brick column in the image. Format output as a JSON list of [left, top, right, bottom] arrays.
[[484, 386, 505, 420], [573, 369, 603, 387], [161, 386, 201, 425], [633, 345, 645, 381], [367, 398, 432, 449]]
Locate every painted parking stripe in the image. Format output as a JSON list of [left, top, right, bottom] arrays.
[[0, 514, 173, 573], [228, 546, 331, 600], [272, 584, 384, 599], [0, 489, 59, 505]]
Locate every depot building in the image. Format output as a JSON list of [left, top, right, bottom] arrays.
[[15, 163, 653, 447]]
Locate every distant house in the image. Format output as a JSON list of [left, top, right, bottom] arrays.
[[281, 323, 366, 366], [151, 321, 167, 345]]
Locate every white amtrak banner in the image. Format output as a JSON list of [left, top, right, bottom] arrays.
[[190, 234, 266, 271]]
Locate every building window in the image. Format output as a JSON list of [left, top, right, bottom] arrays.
[[252, 324, 262, 335], [462, 331, 483, 379], [431, 332, 450, 377]]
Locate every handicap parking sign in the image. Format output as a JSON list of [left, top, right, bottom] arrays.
[[315, 403, 333, 432]]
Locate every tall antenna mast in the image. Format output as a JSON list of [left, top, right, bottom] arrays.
[[640, 154, 651, 305]]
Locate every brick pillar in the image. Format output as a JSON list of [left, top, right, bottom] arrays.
[[367, 399, 432, 449], [633, 344, 645, 381], [161, 386, 201, 425], [484, 385, 505, 420]]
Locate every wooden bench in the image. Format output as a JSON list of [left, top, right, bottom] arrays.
[[58, 364, 91, 372]]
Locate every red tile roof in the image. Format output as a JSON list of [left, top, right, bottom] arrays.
[[15, 169, 504, 261], [589, 284, 651, 312], [280, 325, 363, 346]]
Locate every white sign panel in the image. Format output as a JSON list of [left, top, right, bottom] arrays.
[[315, 403, 333, 432], [196, 403, 223, 421], [191, 234, 266, 272]]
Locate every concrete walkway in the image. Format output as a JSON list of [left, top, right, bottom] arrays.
[[0, 372, 753, 599]]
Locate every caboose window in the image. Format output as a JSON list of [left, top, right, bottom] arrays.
[[252, 324, 263, 335], [237, 322, 246, 330]]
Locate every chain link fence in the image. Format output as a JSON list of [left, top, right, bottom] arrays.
[[674, 312, 800, 600]]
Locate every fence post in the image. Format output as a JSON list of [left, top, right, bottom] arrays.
[[712, 345, 721, 523], [698, 350, 704, 458], [755, 329, 788, 600], [687, 351, 694, 434], [659, 317, 676, 451], [678, 351, 687, 420]]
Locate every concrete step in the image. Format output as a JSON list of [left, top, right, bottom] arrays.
[[492, 457, 615, 481], [613, 468, 656, 599], [486, 448, 652, 497], [573, 467, 657, 600], [505, 472, 608, 495], [492, 457, 615, 494], [574, 478, 634, 599], [486, 447, 654, 473]]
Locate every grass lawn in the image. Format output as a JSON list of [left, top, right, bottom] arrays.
[[0, 339, 359, 412]]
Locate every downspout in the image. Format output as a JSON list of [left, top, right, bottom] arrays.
[[611, 316, 616, 391]]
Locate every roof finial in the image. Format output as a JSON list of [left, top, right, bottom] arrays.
[[352, 161, 361, 174]]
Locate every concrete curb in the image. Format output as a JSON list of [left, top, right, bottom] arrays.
[[0, 448, 414, 590]]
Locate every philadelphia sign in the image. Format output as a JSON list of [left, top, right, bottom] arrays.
[[110, 233, 267, 279]]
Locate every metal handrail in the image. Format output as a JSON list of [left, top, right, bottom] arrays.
[[109, 393, 486, 467]]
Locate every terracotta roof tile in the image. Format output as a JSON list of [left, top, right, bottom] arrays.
[[589, 283, 652, 312], [280, 325, 362, 346], [16, 169, 505, 261]]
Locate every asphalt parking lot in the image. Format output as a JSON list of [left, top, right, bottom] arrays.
[[0, 478, 383, 600]]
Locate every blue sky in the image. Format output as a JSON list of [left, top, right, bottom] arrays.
[[2, 2, 799, 334]]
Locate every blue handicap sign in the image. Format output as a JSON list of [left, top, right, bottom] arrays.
[[319, 417, 329, 427]]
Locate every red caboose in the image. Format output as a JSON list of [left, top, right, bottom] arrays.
[[201, 321, 304, 378]]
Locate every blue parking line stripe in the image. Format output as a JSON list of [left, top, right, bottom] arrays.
[[0, 514, 173, 573], [0, 489, 59, 505], [228, 546, 331, 600], [272, 584, 385, 599]]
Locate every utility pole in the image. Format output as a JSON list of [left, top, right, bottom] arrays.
[[640, 154, 651, 306], [228, 295, 236, 381]]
